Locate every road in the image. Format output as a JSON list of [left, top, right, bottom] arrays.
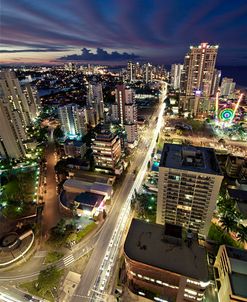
[[0, 284, 44, 302], [41, 131, 61, 237], [72, 82, 167, 302]]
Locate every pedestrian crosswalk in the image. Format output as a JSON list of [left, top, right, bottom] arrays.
[[63, 254, 75, 267]]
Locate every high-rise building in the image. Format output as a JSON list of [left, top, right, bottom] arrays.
[[23, 83, 41, 121], [58, 104, 87, 138], [124, 219, 210, 302], [210, 69, 221, 96], [183, 43, 218, 97], [114, 84, 138, 144], [220, 77, 236, 97], [171, 64, 183, 90], [87, 83, 105, 123], [0, 70, 38, 158], [144, 62, 153, 83], [127, 61, 136, 82], [156, 144, 223, 236], [214, 245, 247, 302], [92, 130, 121, 171]]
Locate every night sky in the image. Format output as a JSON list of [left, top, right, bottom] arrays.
[[1, 0, 247, 66]]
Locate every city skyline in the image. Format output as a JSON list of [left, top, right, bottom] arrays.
[[1, 2, 247, 302], [1, 0, 247, 65]]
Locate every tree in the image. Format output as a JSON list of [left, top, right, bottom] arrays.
[[37, 266, 61, 296], [53, 126, 64, 140], [220, 214, 237, 233], [236, 224, 247, 243]]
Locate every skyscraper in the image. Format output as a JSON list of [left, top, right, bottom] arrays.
[[210, 69, 221, 96], [127, 61, 136, 82], [170, 64, 183, 90], [220, 77, 236, 97], [156, 144, 223, 236], [114, 84, 138, 144], [87, 83, 105, 123], [183, 43, 218, 97], [0, 70, 39, 158], [58, 104, 87, 138], [23, 83, 41, 121]]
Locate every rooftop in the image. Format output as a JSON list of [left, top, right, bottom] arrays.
[[124, 219, 208, 281], [226, 246, 247, 262], [64, 139, 85, 147], [74, 192, 104, 207], [230, 273, 247, 299], [159, 144, 222, 175], [94, 131, 117, 142], [228, 188, 247, 202]]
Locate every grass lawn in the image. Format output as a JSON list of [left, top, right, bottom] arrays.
[[208, 223, 244, 249], [20, 281, 54, 302], [44, 251, 64, 264], [76, 222, 97, 242]]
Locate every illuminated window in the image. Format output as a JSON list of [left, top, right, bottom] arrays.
[[185, 288, 197, 295]]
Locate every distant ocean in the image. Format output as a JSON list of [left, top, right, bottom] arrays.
[[218, 66, 247, 88]]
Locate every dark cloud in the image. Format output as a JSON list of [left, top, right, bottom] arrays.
[[1, 0, 247, 65], [0, 48, 67, 53], [59, 48, 142, 62]]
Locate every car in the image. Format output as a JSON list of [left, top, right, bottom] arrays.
[[24, 294, 33, 301], [106, 268, 111, 277]]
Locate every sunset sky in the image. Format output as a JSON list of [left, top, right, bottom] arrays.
[[1, 0, 247, 65]]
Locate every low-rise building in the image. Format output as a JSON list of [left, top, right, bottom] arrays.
[[214, 245, 247, 302], [74, 191, 105, 217], [63, 178, 113, 199], [124, 219, 209, 302], [64, 139, 87, 158]]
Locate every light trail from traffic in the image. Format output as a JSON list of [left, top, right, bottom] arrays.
[[87, 84, 167, 302]]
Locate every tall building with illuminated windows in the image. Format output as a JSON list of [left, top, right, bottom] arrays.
[[0, 70, 39, 158], [113, 84, 138, 144], [171, 64, 183, 90], [92, 130, 121, 171], [182, 43, 218, 97], [156, 144, 223, 236], [58, 104, 87, 138], [87, 83, 105, 123]]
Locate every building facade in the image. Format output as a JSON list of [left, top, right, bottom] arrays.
[[183, 43, 218, 97], [87, 83, 105, 123], [124, 219, 210, 302], [114, 84, 138, 144], [156, 144, 223, 236], [0, 70, 39, 158], [210, 69, 221, 96], [58, 104, 87, 138], [92, 131, 121, 171], [171, 64, 183, 90], [220, 78, 236, 97], [214, 245, 247, 302]]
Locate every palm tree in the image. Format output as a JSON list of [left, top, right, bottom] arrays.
[[220, 214, 237, 233], [236, 224, 247, 243]]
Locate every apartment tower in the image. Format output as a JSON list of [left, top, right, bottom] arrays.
[[183, 43, 218, 97], [156, 144, 223, 236]]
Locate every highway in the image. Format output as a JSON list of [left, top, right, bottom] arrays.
[[72, 82, 167, 302]]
